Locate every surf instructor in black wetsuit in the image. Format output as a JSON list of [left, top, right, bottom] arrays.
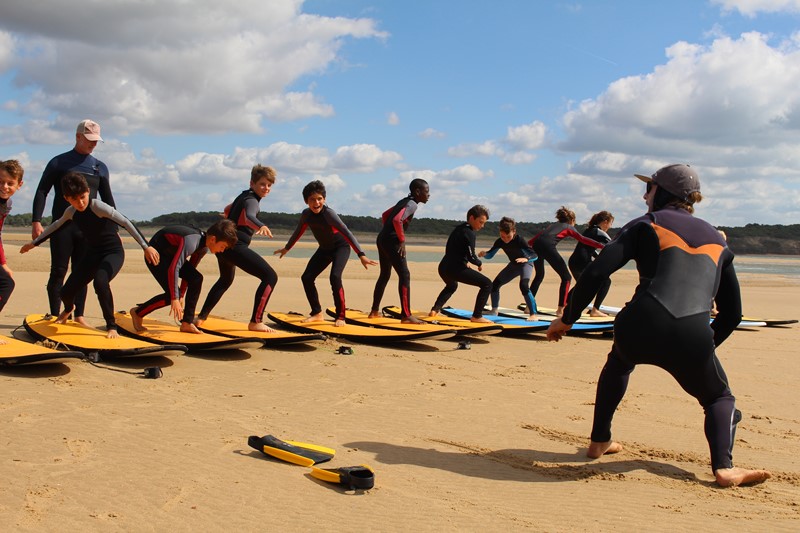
[[32, 119, 115, 326], [547, 164, 771, 488]]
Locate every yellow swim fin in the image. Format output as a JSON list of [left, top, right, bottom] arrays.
[[248, 435, 335, 467]]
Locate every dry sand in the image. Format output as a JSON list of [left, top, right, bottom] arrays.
[[0, 232, 798, 531]]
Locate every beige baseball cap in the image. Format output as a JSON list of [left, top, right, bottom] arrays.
[[76, 119, 103, 142]]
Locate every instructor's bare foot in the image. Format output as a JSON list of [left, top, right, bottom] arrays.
[[589, 309, 609, 317], [303, 313, 324, 323], [714, 467, 771, 487], [75, 316, 89, 327], [470, 316, 493, 324], [180, 322, 203, 334], [106, 328, 120, 339], [401, 315, 425, 324], [130, 308, 147, 332], [587, 440, 623, 459], [248, 322, 275, 333], [367, 310, 382, 318]]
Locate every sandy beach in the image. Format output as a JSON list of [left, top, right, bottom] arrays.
[[0, 232, 798, 531]]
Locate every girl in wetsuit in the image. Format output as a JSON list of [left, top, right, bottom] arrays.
[[568, 210, 614, 317], [369, 178, 430, 323], [196, 165, 279, 332], [274, 180, 377, 327], [429, 205, 493, 323], [528, 206, 604, 316], [547, 164, 771, 488], [21, 172, 158, 339], [479, 216, 539, 320]]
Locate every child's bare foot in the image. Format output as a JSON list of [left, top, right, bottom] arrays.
[[130, 308, 147, 332], [0, 337, 8, 345], [470, 316, 493, 324], [334, 319, 346, 327], [248, 322, 275, 333], [194, 317, 206, 327], [401, 315, 425, 324], [302, 313, 324, 323], [589, 309, 609, 317], [486, 308, 499, 316], [75, 316, 89, 327], [55, 308, 74, 325], [106, 328, 120, 339], [180, 322, 203, 334], [428, 309, 440, 317], [526, 314, 538, 321], [556, 306, 565, 317], [714, 467, 771, 487], [367, 310, 382, 318], [587, 440, 623, 459]]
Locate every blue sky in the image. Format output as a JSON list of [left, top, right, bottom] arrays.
[[1, 0, 799, 227]]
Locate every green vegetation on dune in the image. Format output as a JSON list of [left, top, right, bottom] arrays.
[[5, 212, 799, 255]]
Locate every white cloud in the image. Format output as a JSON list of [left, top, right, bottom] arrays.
[[447, 120, 545, 165], [504, 120, 547, 151], [386, 111, 400, 125], [418, 127, 445, 139], [711, 0, 800, 16], [0, 1, 387, 137]]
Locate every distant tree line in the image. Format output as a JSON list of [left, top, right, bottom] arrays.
[[5, 212, 798, 255]]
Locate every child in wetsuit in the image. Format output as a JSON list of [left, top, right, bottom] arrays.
[[429, 205, 493, 323], [21, 172, 158, 339], [0, 160, 25, 342], [274, 180, 377, 327], [369, 178, 430, 323], [130, 219, 238, 334], [478, 216, 539, 320], [196, 164, 279, 333]]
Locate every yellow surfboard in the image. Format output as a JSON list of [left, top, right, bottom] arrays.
[[380, 306, 504, 336], [197, 316, 326, 346], [114, 312, 264, 351], [24, 314, 187, 358], [0, 335, 85, 366]]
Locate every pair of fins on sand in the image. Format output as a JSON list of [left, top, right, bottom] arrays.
[[248, 434, 375, 491]]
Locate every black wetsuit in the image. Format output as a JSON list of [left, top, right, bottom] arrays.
[[32, 200, 149, 331], [371, 195, 420, 317], [135, 226, 209, 324], [0, 198, 15, 312], [483, 234, 538, 313], [198, 189, 278, 324], [432, 222, 491, 318], [32, 149, 115, 316], [568, 225, 613, 310], [562, 206, 742, 472], [282, 205, 366, 321], [528, 222, 603, 308]]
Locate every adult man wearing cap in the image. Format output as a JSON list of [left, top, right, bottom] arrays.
[[31, 119, 115, 324], [547, 164, 771, 488]]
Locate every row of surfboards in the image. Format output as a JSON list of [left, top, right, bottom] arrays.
[[1, 302, 793, 366]]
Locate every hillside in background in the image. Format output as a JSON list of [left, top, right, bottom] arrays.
[[7, 212, 799, 255]]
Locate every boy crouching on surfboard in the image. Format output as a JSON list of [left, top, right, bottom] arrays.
[[0, 160, 24, 343], [129, 220, 238, 334], [21, 172, 159, 339]]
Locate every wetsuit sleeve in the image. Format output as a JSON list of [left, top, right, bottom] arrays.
[[564, 227, 605, 249], [561, 224, 640, 324], [243, 196, 265, 229], [32, 208, 76, 245], [711, 256, 742, 347], [324, 208, 366, 256], [466, 228, 481, 267], [90, 201, 150, 250], [483, 238, 502, 260], [393, 201, 418, 243], [517, 235, 538, 262], [283, 211, 310, 250], [32, 159, 59, 223], [97, 163, 115, 208]]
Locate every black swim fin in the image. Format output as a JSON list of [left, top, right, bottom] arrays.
[[309, 465, 375, 490], [248, 435, 335, 467]]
